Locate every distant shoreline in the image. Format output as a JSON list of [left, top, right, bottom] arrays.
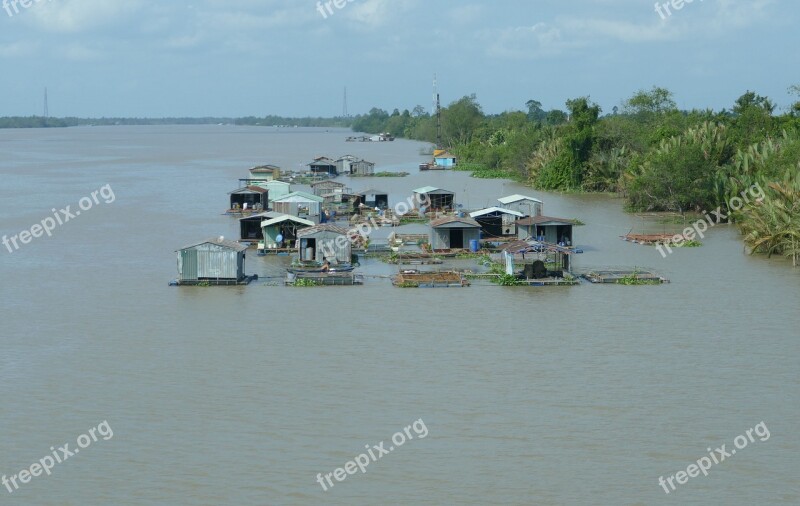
[[0, 116, 354, 129]]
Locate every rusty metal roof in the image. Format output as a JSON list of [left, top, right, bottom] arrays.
[[430, 216, 481, 228], [516, 216, 575, 226]]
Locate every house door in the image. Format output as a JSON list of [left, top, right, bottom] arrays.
[[450, 229, 464, 249]]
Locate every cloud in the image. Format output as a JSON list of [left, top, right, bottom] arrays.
[[485, 23, 571, 60], [447, 4, 483, 25], [344, 0, 416, 29], [28, 0, 145, 33]]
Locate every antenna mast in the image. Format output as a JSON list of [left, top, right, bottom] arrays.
[[434, 77, 442, 149], [43, 87, 49, 119], [343, 86, 348, 118]]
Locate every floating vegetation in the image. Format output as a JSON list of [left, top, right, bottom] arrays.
[[674, 239, 703, 248], [616, 271, 662, 285], [492, 274, 525, 286], [290, 278, 321, 287]]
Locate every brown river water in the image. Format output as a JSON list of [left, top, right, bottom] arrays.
[[1, 126, 798, 505]]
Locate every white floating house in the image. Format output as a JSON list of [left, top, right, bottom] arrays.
[[469, 207, 525, 238], [497, 194, 543, 217], [175, 238, 248, 285], [271, 191, 324, 218]]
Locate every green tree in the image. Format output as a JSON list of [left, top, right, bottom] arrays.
[[442, 94, 484, 146]]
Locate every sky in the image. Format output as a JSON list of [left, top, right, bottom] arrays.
[[0, 0, 797, 118]]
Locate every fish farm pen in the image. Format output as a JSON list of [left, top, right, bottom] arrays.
[[392, 270, 470, 288], [286, 272, 364, 286], [582, 270, 670, 284]]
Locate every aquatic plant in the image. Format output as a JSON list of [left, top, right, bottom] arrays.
[[616, 271, 661, 285], [291, 278, 321, 287], [493, 274, 524, 286]]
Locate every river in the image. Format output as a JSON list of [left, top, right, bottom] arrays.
[[1, 126, 797, 505]]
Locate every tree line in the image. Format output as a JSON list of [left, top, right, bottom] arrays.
[[351, 87, 800, 265]]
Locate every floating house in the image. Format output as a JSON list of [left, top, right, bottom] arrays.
[[260, 180, 291, 200], [469, 207, 525, 238], [310, 180, 348, 197], [271, 191, 324, 218], [413, 186, 456, 212], [260, 214, 315, 250], [355, 189, 389, 209], [498, 194, 543, 217], [239, 211, 283, 242], [501, 240, 576, 275], [308, 157, 338, 176], [229, 186, 268, 212], [433, 150, 457, 168], [336, 156, 376, 176], [429, 216, 481, 251], [175, 238, 249, 285], [297, 224, 352, 264], [249, 165, 281, 182], [516, 216, 575, 245]]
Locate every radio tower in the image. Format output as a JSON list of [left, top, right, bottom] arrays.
[[43, 87, 49, 119], [434, 76, 442, 149], [342, 86, 348, 118]]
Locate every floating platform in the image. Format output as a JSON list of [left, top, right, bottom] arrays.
[[582, 270, 669, 284], [393, 270, 470, 288], [169, 275, 259, 286], [622, 233, 685, 245], [286, 272, 364, 286], [516, 276, 579, 286], [387, 253, 443, 265]]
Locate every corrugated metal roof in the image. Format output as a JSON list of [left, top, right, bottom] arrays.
[[177, 238, 248, 252], [469, 207, 524, 218], [297, 224, 350, 237], [433, 151, 456, 159], [250, 165, 281, 172], [263, 180, 291, 187], [272, 191, 325, 203], [413, 186, 440, 193], [357, 189, 388, 196], [310, 180, 346, 187], [498, 194, 543, 205], [261, 215, 315, 228], [238, 211, 283, 222], [516, 216, 575, 226], [229, 186, 269, 195], [430, 216, 481, 228]]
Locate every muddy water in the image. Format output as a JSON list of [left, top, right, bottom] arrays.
[[1, 126, 798, 505]]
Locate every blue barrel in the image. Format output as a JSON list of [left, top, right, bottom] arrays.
[[469, 239, 479, 252]]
